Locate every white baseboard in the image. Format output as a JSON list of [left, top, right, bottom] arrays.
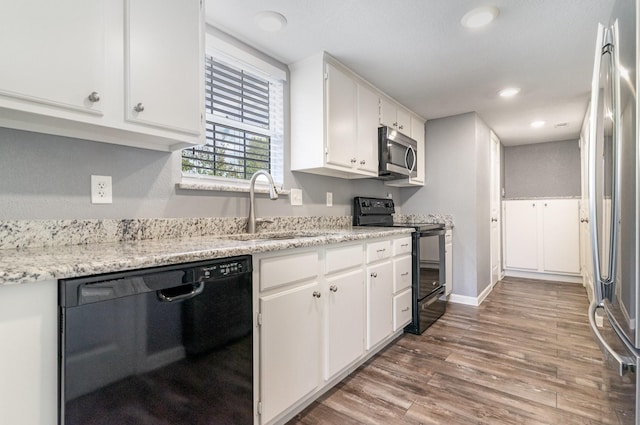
[[504, 269, 582, 284], [448, 282, 493, 306]]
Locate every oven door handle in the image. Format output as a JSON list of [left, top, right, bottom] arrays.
[[157, 282, 205, 302]]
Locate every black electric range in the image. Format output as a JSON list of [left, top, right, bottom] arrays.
[[353, 197, 447, 334]]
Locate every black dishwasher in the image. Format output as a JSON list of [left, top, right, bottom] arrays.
[[58, 256, 253, 425]]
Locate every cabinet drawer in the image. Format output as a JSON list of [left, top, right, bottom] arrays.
[[393, 255, 412, 293], [393, 237, 412, 256], [259, 251, 319, 291], [366, 240, 392, 263], [326, 243, 363, 274], [393, 289, 412, 331]]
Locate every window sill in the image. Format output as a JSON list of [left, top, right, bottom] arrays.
[[176, 180, 290, 196]]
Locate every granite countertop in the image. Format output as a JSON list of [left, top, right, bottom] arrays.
[[0, 227, 414, 286]]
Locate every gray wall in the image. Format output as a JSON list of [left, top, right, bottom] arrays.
[[400, 112, 492, 299], [503, 139, 580, 198], [0, 30, 400, 221]]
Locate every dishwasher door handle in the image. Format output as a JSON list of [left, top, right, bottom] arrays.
[[157, 282, 205, 302]]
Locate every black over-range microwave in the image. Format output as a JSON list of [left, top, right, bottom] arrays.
[[377, 126, 417, 180]]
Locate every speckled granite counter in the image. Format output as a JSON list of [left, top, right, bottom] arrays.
[[0, 227, 414, 286]]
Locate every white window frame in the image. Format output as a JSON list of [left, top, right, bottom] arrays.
[[181, 30, 286, 190]]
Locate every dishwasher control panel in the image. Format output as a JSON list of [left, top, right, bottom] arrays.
[[195, 257, 252, 280]]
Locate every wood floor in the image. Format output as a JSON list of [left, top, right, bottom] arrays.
[[288, 276, 635, 425]]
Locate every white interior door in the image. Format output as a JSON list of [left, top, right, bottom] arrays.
[[490, 132, 502, 286]]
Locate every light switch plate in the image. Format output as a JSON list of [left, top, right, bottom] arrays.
[[290, 188, 303, 206]]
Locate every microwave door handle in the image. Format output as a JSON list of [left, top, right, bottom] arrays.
[[404, 146, 416, 172]]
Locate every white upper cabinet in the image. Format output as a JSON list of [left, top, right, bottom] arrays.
[[291, 53, 378, 178], [291, 52, 424, 181], [0, 1, 106, 115], [325, 62, 358, 170], [0, 0, 204, 151], [380, 97, 410, 134], [125, 0, 203, 136]]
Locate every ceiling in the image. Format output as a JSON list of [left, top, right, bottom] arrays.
[[205, 0, 615, 146]]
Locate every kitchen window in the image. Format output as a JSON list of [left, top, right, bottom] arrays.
[[182, 35, 285, 187]]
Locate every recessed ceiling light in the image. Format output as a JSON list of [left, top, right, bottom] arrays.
[[531, 121, 545, 128], [461, 6, 499, 29], [254, 11, 287, 32], [498, 87, 520, 98]]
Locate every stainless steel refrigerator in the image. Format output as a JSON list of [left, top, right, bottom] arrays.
[[588, 0, 639, 423]]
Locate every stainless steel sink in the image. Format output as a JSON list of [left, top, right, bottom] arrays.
[[220, 232, 330, 242]]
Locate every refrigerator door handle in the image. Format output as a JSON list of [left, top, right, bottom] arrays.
[[588, 23, 621, 304], [588, 300, 637, 375]]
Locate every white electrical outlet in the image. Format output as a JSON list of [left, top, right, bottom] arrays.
[[91, 175, 112, 204], [326, 192, 333, 207], [290, 188, 303, 206]]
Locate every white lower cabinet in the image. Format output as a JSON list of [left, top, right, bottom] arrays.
[[259, 281, 322, 424], [255, 234, 411, 424], [0, 280, 57, 425], [503, 199, 580, 275], [366, 261, 393, 349], [325, 268, 364, 379]]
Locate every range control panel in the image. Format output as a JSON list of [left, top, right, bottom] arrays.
[[353, 197, 395, 226]]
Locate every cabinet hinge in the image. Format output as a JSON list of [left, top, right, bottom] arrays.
[[324, 72, 328, 80], [258, 401, 263, 415], [257, 313, 262, 326]]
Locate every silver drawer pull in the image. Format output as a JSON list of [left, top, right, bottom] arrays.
[[401, 307, 409, 312], [401, 272, 409, 276], [370, 272, 378, 278], [376, 248, 386, 253], [401, 244, 409, 247], [329, 285, 338, 292], [312, 291, 321, 298]]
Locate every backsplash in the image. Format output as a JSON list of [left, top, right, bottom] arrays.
[[0, 216, 353, 250]]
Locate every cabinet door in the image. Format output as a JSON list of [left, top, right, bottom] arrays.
[[0, 0, 105, 115], [410, 117, 425, 184], [396, 107, 411, 134], [260, 281, 321, 424], [326, 269, 364, 380], [393, 255, 412, 293], [356, 83, 379, 174], [379, 96, 396, 128], [126, 0, 202, 135], [504, 201, 539, 270], [542, 200, 581, 274], [325, 63, 357, 169], [366, 261, 393, 349], [0, 281, 57, 425], [445, 232, 453, 296]]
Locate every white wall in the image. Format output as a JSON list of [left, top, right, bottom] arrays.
[[401, 112, 491, 299]]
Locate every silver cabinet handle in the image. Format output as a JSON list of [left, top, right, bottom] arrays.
[[134, 102, 145, 112], [401, 272, 409, 277], [87, 91, 100, 103], [392, 122, 398, 127], [401, 307, 410, 312], [581, 218, 589, 223], [350, 158, 357, 164], [329, 285, 338, 292], [376, 248, 386, 253], [360, 160, 366, 165], [491, 218, 498, 222], [401, 243, 409, 247], [370, 272, 378, 278], [399, 125, 404, 130], [312, 291, 321, 298]]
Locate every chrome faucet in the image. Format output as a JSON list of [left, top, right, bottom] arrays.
[[246, 170, 279, 233]]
